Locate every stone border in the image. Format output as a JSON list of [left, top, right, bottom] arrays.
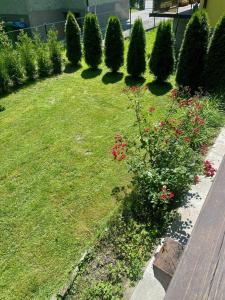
[[127, 128, 225, 300]]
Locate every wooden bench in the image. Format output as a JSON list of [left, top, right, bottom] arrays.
[[164, 155, 225, 300]]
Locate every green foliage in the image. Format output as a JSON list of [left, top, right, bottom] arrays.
[[67, 214, 159, 299], [130, 0, 138, 8], [149, 21, 175, 82], [65, 11, 82, 66], [0, 21, 11, 50], [204, 15, 225, 92], [83, 13, 102, 69], [47, 29, 63, 74], [84, 281, 123, 300], [127, 18, 146, 77], [17, 32, 37, 81], [124, 86, 221, 221], [139, 0, 145, 10], [0, 104, 5, 112], [104, 16, 124, 73], [34, 34, 52, 78], [0, 55, 9, 94], [4, 50, 24, 87], [176, 10, 209, 92]]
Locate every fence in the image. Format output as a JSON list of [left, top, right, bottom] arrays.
[[5, 3, 161, 42]]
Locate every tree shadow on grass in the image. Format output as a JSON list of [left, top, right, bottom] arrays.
[[81, 68, 102, 79], [147, 80, 173, 96], [0, 79, 37, 100], [64, 63, 82, 74], [102, 72, 123, 84], [125, 75, 146, 87]]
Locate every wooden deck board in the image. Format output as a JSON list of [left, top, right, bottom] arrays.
[[164, 156, 225, 300]]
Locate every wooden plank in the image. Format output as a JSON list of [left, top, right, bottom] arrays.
[[165, 155, 225, 300]]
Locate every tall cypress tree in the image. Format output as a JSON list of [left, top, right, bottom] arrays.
[[83, 13, 102, 69], [65, 11, 82, 66], [127, 18, 146, 77], [149, 21, 175, 82], [205, 15, 225, 92], [105, 16, 124, 73], [176, 10, 209, 92]]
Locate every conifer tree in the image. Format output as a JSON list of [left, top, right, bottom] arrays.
[[176, 10, 209, 92], [105, 16, 124, 73], [65, 11, 82, 66], [127, 18, 146, 77], [205, 15, 225, 91], [83, 13, 102, 69], [149, 21, 175, 82]]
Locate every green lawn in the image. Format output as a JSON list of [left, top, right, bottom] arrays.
[[0, 30, 174, 299]]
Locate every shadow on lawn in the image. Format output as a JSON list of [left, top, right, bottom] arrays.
[[102, 72, 123, 84], [147, 81, 173, 96], [125, 75, 146, 87], [64, 63, 82, 74], [81, 68, 102, 79]]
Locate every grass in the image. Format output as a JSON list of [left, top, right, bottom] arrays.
[[0, 30, 175, 299]]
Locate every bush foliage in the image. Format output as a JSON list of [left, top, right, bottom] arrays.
[[48, 29, 63, 74], [205, 15, 225, 92], [65, 11, 82, 66], [5, 50, 24, 86], [105, 16, 124, 72], [127, 18, 146, 77], [17, 32, 37, 81], [0, 55, 9, 94], [34, 34, 52, 78], [149, 21, 175, 82], [176, 10, 209, 92], [83, 13, 102, 69]]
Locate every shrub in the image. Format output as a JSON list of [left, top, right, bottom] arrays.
[[0, 21, 10, 50], [149, 21, 175, 82], [83, 13, 102, 69], [47, 29, 63, 74], [34, 34, 52, 78], [65, 11, 82, 66], [104, 16, 124, 73], [4, 50, 24, 87], [0, 55, 9, 95], [121, 86, 220, 221], [17, 32, 37, 81], [127, 18, 146, 77], [204, 15, 225, 92], [176, 10, 209, 92]]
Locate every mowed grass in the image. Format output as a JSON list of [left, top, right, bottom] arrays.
[[0, 30, 174, 299]]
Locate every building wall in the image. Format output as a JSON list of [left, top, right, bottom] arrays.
[[200, 0, 225, 26], [0, 0, 129, 33], [63, 0, 85, 11], [27, 0, 61, 11], [0, 0, 28, 15]]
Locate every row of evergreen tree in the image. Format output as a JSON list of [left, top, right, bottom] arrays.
[[176, 10, 225, 92], [0, 26, 63, 95], [66, 10, 225, 93]]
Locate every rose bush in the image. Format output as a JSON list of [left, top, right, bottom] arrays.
[[113, 86, 220, 222]]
